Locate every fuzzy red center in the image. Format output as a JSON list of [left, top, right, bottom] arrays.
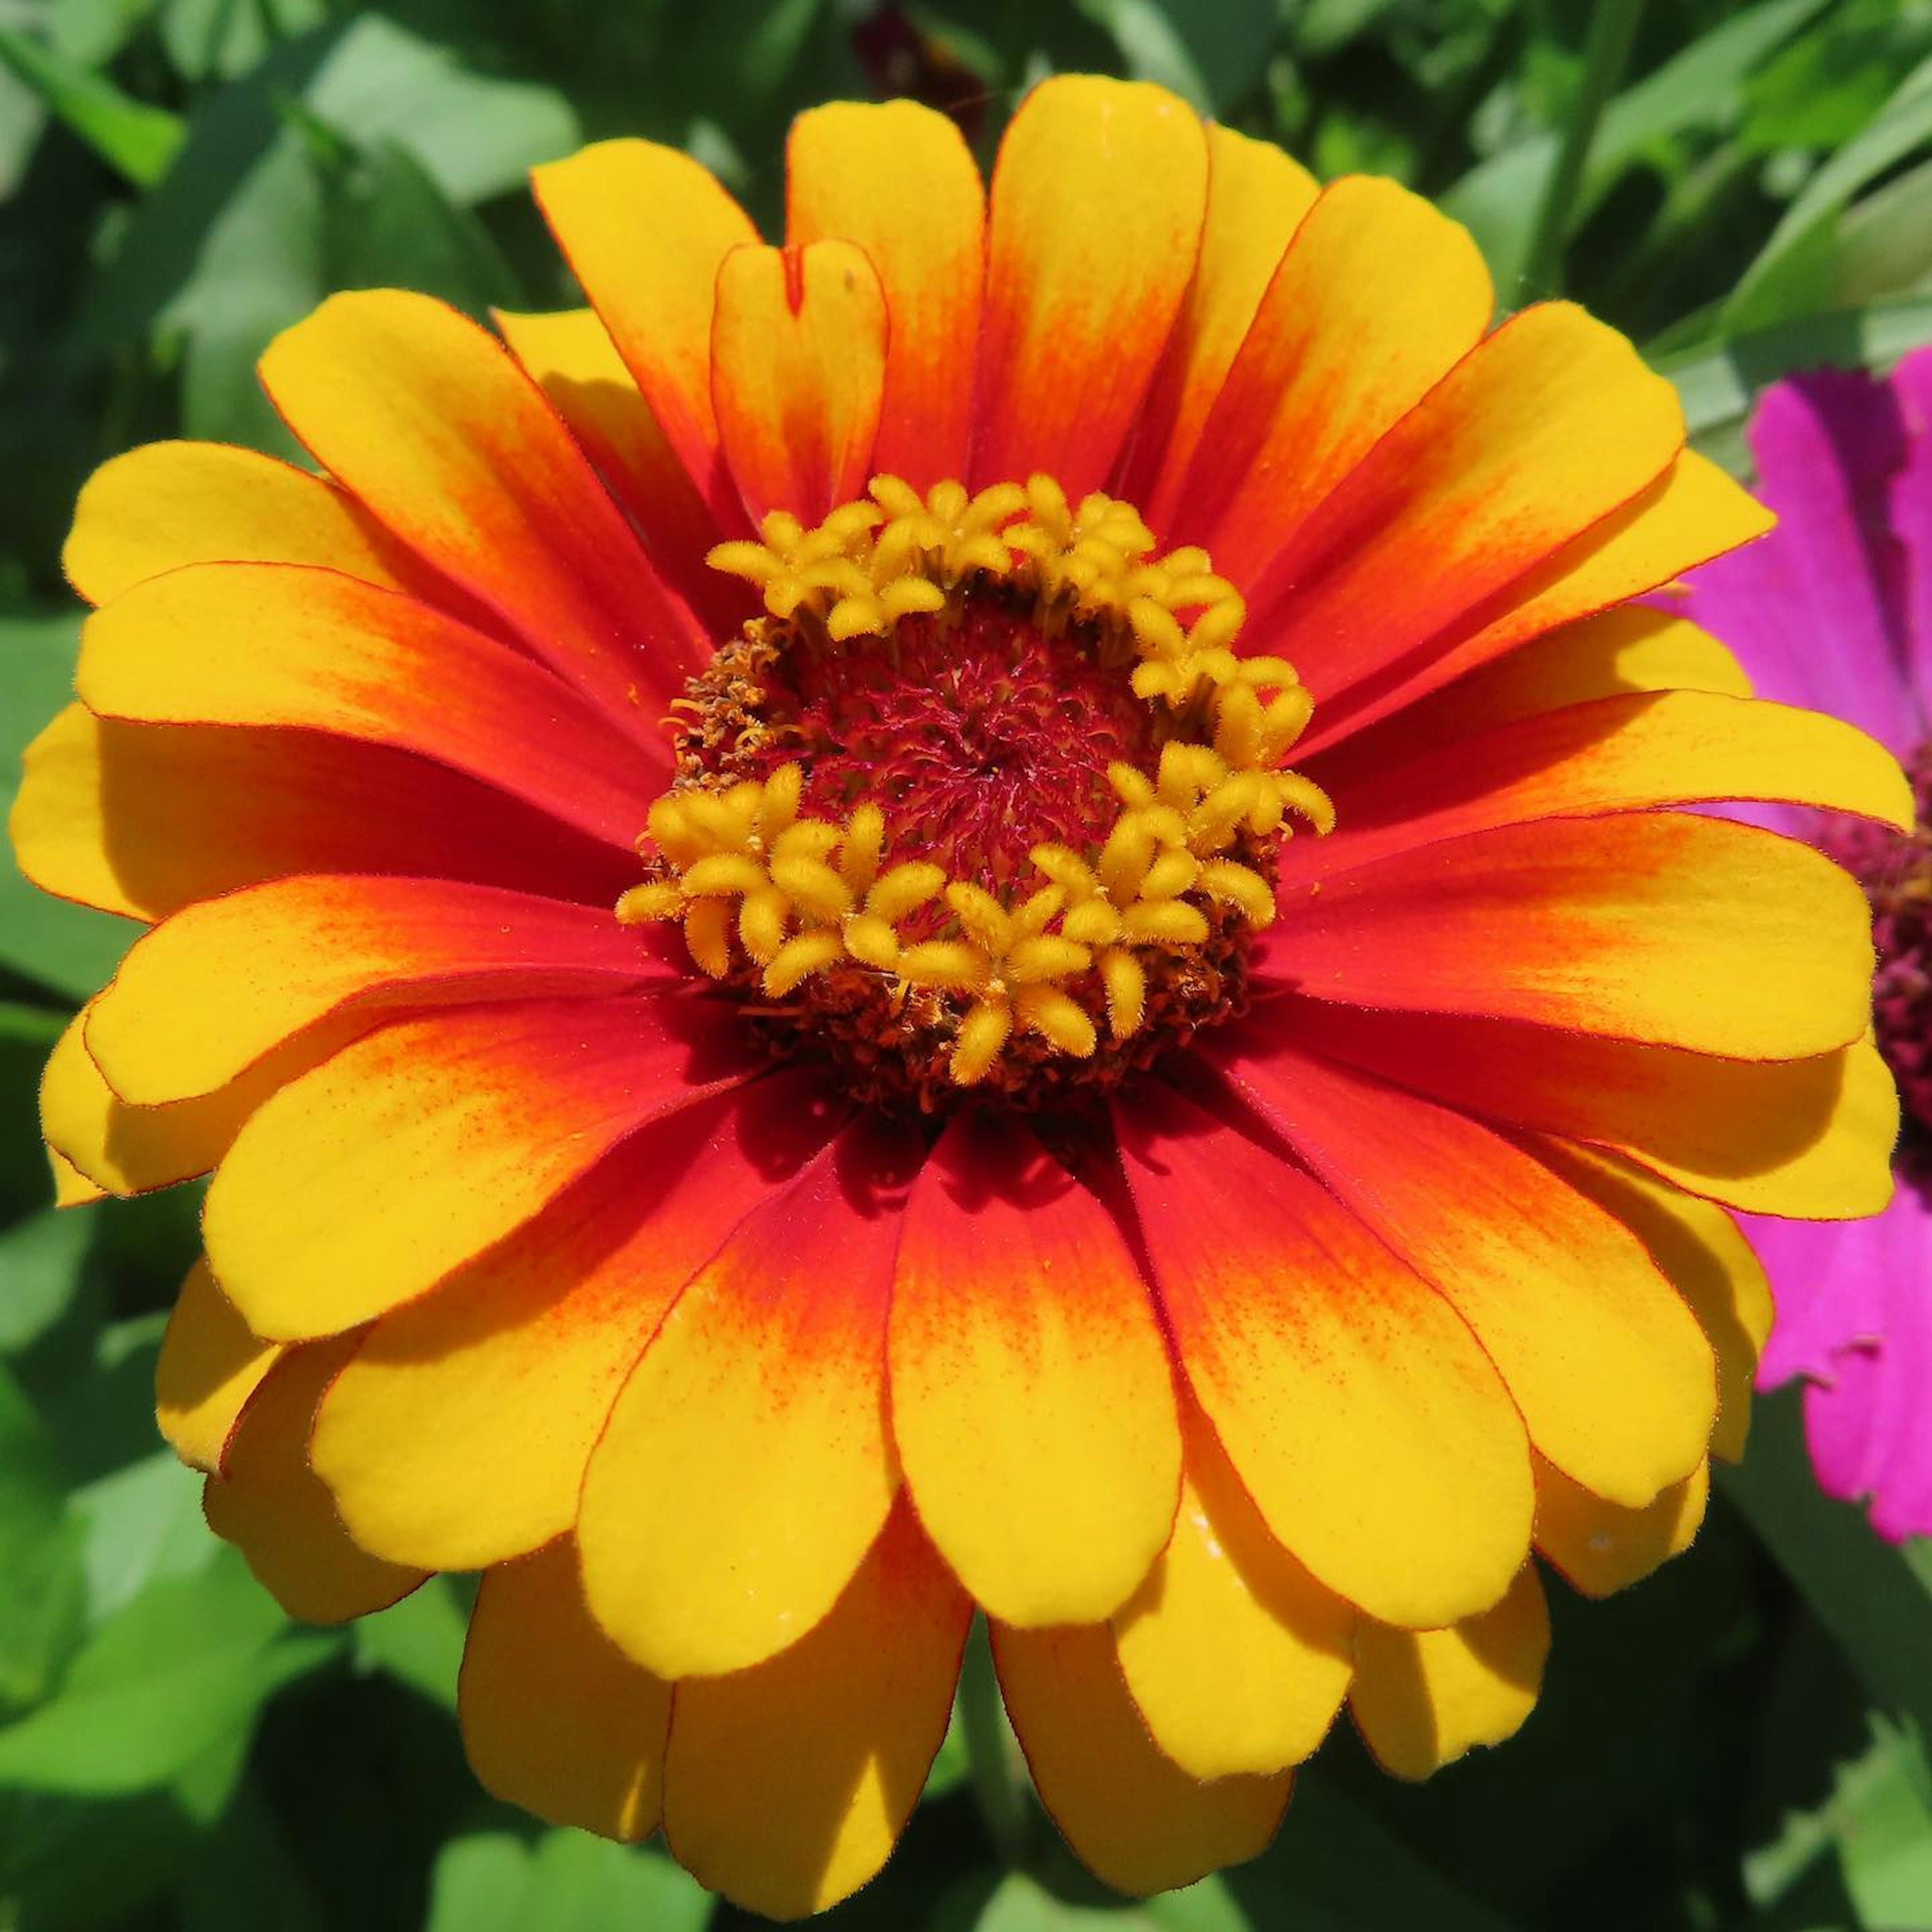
[[753, 592, 1161, 893]]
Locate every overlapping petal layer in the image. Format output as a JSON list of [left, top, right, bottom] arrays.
[[13, 69, 1903, 1919]]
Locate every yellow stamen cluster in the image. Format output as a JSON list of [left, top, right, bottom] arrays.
[[627, 476, 1335, 1088]]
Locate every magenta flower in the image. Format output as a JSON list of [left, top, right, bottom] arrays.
[[1680, 349, 1932, 1541]]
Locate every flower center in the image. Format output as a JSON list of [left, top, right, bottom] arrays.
[[618, 474, 1333, 1110], [1824, 742, 1932, 1155]]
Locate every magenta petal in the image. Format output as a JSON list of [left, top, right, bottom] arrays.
[[1683, 366, 1921, 752], [1887, 346, 1932, 722], [1752, 1181, 1932, 1542]]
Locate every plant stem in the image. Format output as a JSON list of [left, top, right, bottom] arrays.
[[959, 1617, 1027, 1867], [1521, 0, 1648, 298]]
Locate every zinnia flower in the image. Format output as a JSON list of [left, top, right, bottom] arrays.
[[11, 76, 1909, 1917], [1676, 348, 1932, 1542]]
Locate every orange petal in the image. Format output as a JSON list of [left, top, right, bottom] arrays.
[[460, 1537, 670, 1841], [41, 1000, 330, 1198], [532, 139, 758, 525], [711, 240, 887, 525], [1117, 1086, 1533, 1630], [1534, 1454, 1709, 1597], [579, 1118, 907, 1678], [972, 75, 1207, 497], [993, 1620, 1291, 1895], [10, 706, 635, 926], [1113, 1396, 1353, 1780], [1216, 1035, 1715, 1507], [663, 1498, 969, 1920], [64, 440, 435, 607], [1115, 123, 1318, 508], [1157, 174, 1490, 576], [257, 289, 703, 727], [1268, 813, 1874, 1059], [79, 560, 664, 836], [1307, 451, 1770, 754], [1540, 1143, 1774, 1462], [156, 1257, 282, 1474], [312, 1073, 845, 1571], [1292, 690, 1909, 891], [203, 1335, 426, 1624], [494, 306, 736, 634], [203, 996, 751, 1341], [1349, 1564, 1550, 1780], [89, 874, 664, 1108], [1255, 302, 1683, 702], [889, 1113, 1180, 1627], [1309, 606, 1750, 794], [49, 1145, 104, 1208], [786, 99, 985, 486], [1295, 1001, 1897, 1221]]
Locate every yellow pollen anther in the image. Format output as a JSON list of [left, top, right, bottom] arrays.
[[642, 475, 1335, 1092]]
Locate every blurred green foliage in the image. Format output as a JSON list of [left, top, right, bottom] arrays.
[[5, 0, 1932, 1926]]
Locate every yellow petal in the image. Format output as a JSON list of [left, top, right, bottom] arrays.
[[889, 1114, 1181, 1627], [1310, 451, 1770, 752], [1541, 1142, 1775, 1462], [1161, 173, 1490, 577], [155, 1257, 282, 1474], [1119, 122, 1318, 505], [313, 1075, 842, 1571], [663, 1499, 969, 1920], [257, 288, 701, 721], [579, 1120, 902, 1678], [532, 138, 757, 521], [974, 75, 1208, 497], [1534, 1454, 1709, 1596], [1120, 1088, 1534, 1630], [1349, 1564, 1550, 1780], [1113, 1399, 1353, 1779], [203, 998, 747, 1341], [710, 239, 887, 525], [42, 1002, 284, 1197], [203, 1336, 425, 1624], [994, 1620, 1291, 1896], [89, 873, 660, 1108], [785, 99, 985, 485], [1219, 1035, 1717, 1506], [1308, 1003, 1898, 1223], [460, 1538, 669, 1841], [63, 440, 426, 607]]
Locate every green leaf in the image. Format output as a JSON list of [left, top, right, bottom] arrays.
[[0, 1004, 65, 1226], [353, 1574, 470, 1712], [425, 1830, 714, 1932], [1072, 0, 1276, 114], [0, 1363, 86, 1717], [298, 13, 579, 206], [0, 608, 134, 1001], [49, 0, 161, 67], [158, 0, 328, 82], [1749, 1713, 1932, 1923], [0, 1208, 91, 1356], [923, 1703, 969, 1804], [70, 1448, 220, 1622], [1718, 1386, 1932, 1755], [961, 1871, 1165, 1929], [1659, 295, 1932, 475], [1229, 1772, 1527, 1932], [0, 1547, 337, 1795], [1441, 0, 1830, 298], [0, 23, 185, 185], [1739, 0, 1932, 153], [1727, 53, 1932, 331], [313, 132, 524, 319]]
